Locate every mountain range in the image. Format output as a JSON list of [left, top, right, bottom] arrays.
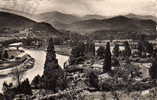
[[38, 11, 106, 31], [38, 11, 157, 37], [0, 11, 156, 40], [126, 13, 157, 22]]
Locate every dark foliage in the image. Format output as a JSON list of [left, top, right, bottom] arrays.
[[71, 42, 85, 58], [137, 39, 154, 57], [123, 41, 131, 57], [31, 74, 42, 89], [69, 40, 96, 65], [19, 78, 32, 95], [2, 79, 32, 100], [89, 72, 99, 89], [43, 38, 67, 92], [69, 42, 86, 65], [149, 57, 157, 79], [113, 43, 120, 57], [96, 46, 105, 59], [112, 57, 120, 67], [3, 50, 9, 59], [85, 40, 95, 58], [0, 93, 4, 100], [103, 42, 112, 72]]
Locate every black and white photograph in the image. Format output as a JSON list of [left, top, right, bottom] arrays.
[[0, 0, 157, 99]]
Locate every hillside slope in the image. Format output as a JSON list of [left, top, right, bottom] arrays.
[[67, 16, 156, 34], [0, 11, 63, 38]]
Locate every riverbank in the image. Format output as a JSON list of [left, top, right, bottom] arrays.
[[0, 54, 34, 78], [24, 45, 71, 56], [0, 48, 69, 92]]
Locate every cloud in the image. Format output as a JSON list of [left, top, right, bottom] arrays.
[[36, 0, 157, 16], [0, 0, 156, 17], [86, 0, 157, 16], [36, 0, 94, 15]]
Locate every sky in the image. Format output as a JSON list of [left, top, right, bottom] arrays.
[[0, 0, 157, 17]]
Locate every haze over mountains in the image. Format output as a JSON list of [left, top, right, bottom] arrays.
[[38, 11, 106, 30], [126, 13, 157, 23], [0, 10, 156, 39], [38, 11, 157, 36]]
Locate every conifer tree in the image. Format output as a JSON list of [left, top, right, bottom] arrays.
[[137, 41, 143, 57], [123, 41, 131, 57], [149, 57, 157, 79], [43, 38, 64, 92], [3, 50, 9, 59], [103, 42, 112, 72]]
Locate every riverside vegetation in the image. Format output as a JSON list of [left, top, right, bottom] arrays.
[[1, 37, 157, 100]]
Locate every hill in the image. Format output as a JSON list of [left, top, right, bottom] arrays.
[[38, 11, 157, 39], [32, 22, 63, 37], [39, 11, 81, 24], [0, 11, 35, 33], [0, 11, 63, 38], [38, 11, 107, 30], [88, 16, 157, 39], [38, 11, 81, 30], [67, 16, 157, 36], [126, 13, 157, 22]]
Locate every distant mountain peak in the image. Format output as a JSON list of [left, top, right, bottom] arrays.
[[50, 11, 76, 17], [126, 13, 157, 22], [108, 16, 130, 21]]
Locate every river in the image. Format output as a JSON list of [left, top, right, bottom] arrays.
[[0, 46, 125, 92], [0, 48, 69, 93]]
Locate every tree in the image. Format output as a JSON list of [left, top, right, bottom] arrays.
[[23, 39, 32, 46], [2, 82, 9, 93], [92, 42, 96, 57], [149, 57, 157, 79], [2, 79, 32, 98], [89, 72, 99, 89], [147, 43, 154, 56], [137, 41, 143, 57], [112, 57, 120, 67], [0, 93, 4, 100], [85, 40, 95, 58], [103, 42, 112, 72], [69, 41, 86, 65], [2, 82, 13, 100], [11, 67, 24, 86], [123, 41, 131, 57], [143, 41, 154, 56], [3, 50, 9, 59], [71, 42, 85, 58], [96, 46, 105, 59], [113, 43, 120, 57], [43, 38, 65, 92], [20, 78, 32, 95], [31, 74, 41, 88], [137, 39, 154, 57]]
